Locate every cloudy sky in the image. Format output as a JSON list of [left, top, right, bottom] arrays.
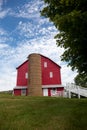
[[0, 0, 77, 91]]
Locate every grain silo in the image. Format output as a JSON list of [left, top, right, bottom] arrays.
[[27, 53, 42, 96]]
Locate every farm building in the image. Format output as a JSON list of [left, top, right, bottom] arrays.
[[13, 53, 64, 96]]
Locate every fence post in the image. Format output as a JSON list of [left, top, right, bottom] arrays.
[[78, 86, 80, 99], [69, 90, 71, 98], [68, 84, 71, 98]]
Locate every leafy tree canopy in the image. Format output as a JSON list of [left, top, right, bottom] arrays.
[[74, 73, 87, 87], [41, 0, 87, 75]]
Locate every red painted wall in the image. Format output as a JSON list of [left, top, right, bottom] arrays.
[[41, 56, 61, 85], [48, 87, 64, 96], [16, 60, 28, 86], [48, 88, 51, 96], [16, 55, 61, 87], [14, 89, 21, 96], [57, 87, 64, 91], [14, 88, 28, 96]]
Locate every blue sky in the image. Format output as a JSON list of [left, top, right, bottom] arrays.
[[0, 0, 77, 91]]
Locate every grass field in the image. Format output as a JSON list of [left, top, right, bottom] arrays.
[[0, 93, 87, 130]]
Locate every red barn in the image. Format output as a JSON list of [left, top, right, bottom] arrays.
[[13, 53, 64, 96]]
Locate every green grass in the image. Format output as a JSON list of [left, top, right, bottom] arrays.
[[0, 93, 87, 130]]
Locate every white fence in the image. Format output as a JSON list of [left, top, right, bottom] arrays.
[[64, 83, 87, 98]]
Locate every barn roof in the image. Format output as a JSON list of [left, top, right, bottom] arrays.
[[16, 60, 28, 69], [16, 53, 61, 69], [40, 54, 61, 68]]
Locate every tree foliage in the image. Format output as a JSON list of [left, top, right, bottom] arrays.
[[74, 73, 87, 87], [41, 0, 87, 75]]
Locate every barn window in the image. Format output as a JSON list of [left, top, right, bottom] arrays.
[[25, 72, 28, 79], [44, 62, 47, 68], [50, 72, 53, 78], [21, 89, 26, 96], [51, 88, 56, 94]]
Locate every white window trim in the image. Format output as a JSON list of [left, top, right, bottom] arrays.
[[50, 72, 53, 78], [25, 72, 28, 79], [44, 62, 47, 68]]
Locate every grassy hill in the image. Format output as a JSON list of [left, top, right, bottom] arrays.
[[0, 93, 87, 130]]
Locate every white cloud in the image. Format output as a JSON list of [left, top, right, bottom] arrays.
[[0, 9, 10, 19], [0, 28, 7, 35], [0, 0, 7, 9], [0, 0, 3, 8], [10, 0, 43, 19], [17, 20, 57, 40], [0, 43, 8, 48], [61, 65, 77, 85], [0, 0, 10, 18], [0, 69, 16, 91]]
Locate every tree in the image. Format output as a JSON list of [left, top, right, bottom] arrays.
[[74, 73, 87, 87], [41, 0, 87, 75]]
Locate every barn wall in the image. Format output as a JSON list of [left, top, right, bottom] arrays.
[[41, 56, 61, 85], [57, 87, 64, 96], [14, 88, 28, 96], [49, 87, 64, 96], [14, 89, 21, 96], [42, 87, 64, 97], [48, 88, 51, 96], [57, 87, 64, 91], [16, 61, 28, 86]]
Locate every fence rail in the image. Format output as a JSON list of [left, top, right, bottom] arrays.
[[64, 83, 87, 98]]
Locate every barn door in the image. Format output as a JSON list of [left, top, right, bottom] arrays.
[[51, 88, 57, 96], [43, 88, 48, 96], [21, 89, 26, 96]]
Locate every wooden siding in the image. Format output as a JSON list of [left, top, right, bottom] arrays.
[[14, 54, 63, 96], [41, 56, 61, 85], [14, 89, 21, 96], [16, 60, 28, 86]]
